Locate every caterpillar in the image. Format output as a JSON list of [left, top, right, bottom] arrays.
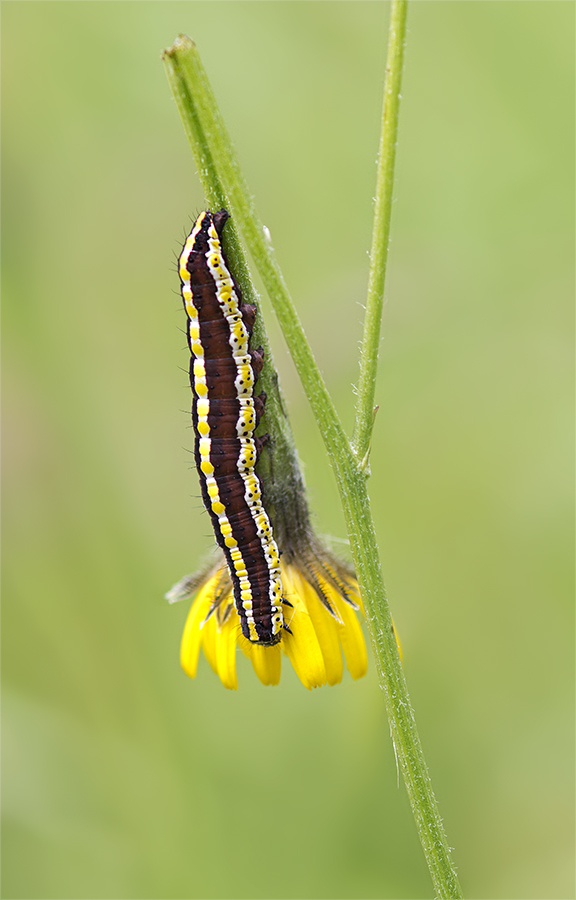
[[178, 209, 284, 645]]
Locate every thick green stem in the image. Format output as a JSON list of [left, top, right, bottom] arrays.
[[163, 11, 463, 896]]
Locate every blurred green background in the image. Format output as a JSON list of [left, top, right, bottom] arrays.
[[2, 2, 573, 898]]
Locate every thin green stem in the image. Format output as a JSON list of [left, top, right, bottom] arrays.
[[163, 16, 463, 898], [352, 0, 408, 464]]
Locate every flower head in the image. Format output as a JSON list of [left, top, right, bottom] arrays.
[[169, 206, 399, 689], [167, 552, 368, 690]]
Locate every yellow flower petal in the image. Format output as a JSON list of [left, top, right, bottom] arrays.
[[200, 609, 219, 675], [282, 573, 327, 690], [247, 642, 282, 686], [290, 568, 343, 686], [215, 613, 238, 690], [180, 576, 218, 678], [332, 593, 368, 681]]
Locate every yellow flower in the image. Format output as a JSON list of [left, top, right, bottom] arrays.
[[169, 559, 369, 690]]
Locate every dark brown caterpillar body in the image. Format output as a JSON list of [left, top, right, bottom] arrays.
[[178, 209, 283, 645]]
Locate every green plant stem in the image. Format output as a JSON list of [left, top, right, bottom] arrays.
[[163, 13, 463, 897], [352, 0, 407, 465]]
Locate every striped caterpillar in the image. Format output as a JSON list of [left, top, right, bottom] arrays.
[[178, 210, 284, 645]]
